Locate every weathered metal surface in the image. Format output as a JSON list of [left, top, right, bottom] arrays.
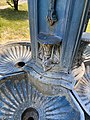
[[29, 0, 90, 72], [22, 63, 75, 91], [71, 33, 90, 81], [0, 0, 90, 120], [84, 6, 90, 31], [72, 33, 90, 116], [47, 0, 58, 26], [38, 33, 61, 71], [0, 42, 31, 75], [28, 0, 90, 91], [0, 72, 84, 120]]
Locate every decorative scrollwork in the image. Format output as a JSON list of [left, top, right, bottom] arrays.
[[72, 33, 90, 115], [38, 43, 60, 71], [72, 42, 86, 81], [47, 0, 58, 26], [72, 33, 90, 81]]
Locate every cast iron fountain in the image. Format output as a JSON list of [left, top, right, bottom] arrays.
[[0, 0, 90, 120]]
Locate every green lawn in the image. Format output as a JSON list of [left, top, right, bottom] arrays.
[[0, 2, 90, 44], [0, 3, 30, 44]]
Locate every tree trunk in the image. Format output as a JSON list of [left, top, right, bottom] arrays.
[[13, 0, 18, 10]]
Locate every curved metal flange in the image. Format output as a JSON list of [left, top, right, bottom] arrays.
[[0, 42, 31, 75], [22, 62, 76, 91], [0, 41, 75, 92], [81, 32, 90, 43], [0, 72, 84, 120]]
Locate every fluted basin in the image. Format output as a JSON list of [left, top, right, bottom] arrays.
[[0, 42, 31, 75], [0, 72, 84, 120]]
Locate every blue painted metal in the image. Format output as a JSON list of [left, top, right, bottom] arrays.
[[28, 0, 90, 72], [0, 0, 89, 120], [27, 0, 90, 119], [26, 0, 90, 91], [0, 42, 31, 75], [0, 72, 84, 120], [72, 33, 90, 116]]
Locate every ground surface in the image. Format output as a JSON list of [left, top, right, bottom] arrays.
[[0, 1, 90, 44], [0, 0, 29, 44]]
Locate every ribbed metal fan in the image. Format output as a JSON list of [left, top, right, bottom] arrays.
[[0, 42, 31, 75], [72, 43, 90, 81], [0, 72, 82, 120], [83, 44, 90, 63], [73, 73, 90, 115], [73, 44, 90, 115]]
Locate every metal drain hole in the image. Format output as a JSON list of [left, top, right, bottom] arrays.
[[28, 117, 34, 120], [22, 108, 39, 120], [15, 62, 25, 68]]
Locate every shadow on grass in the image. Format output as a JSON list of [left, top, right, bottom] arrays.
[[0, 8, 28, 21]]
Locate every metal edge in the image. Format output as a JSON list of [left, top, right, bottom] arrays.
[[69, 91, 85, 120]]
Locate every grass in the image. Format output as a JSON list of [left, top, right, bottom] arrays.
[[0, 1, 7, 6], [0, 1, 90, 44], [0, 3, 30, 44]]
